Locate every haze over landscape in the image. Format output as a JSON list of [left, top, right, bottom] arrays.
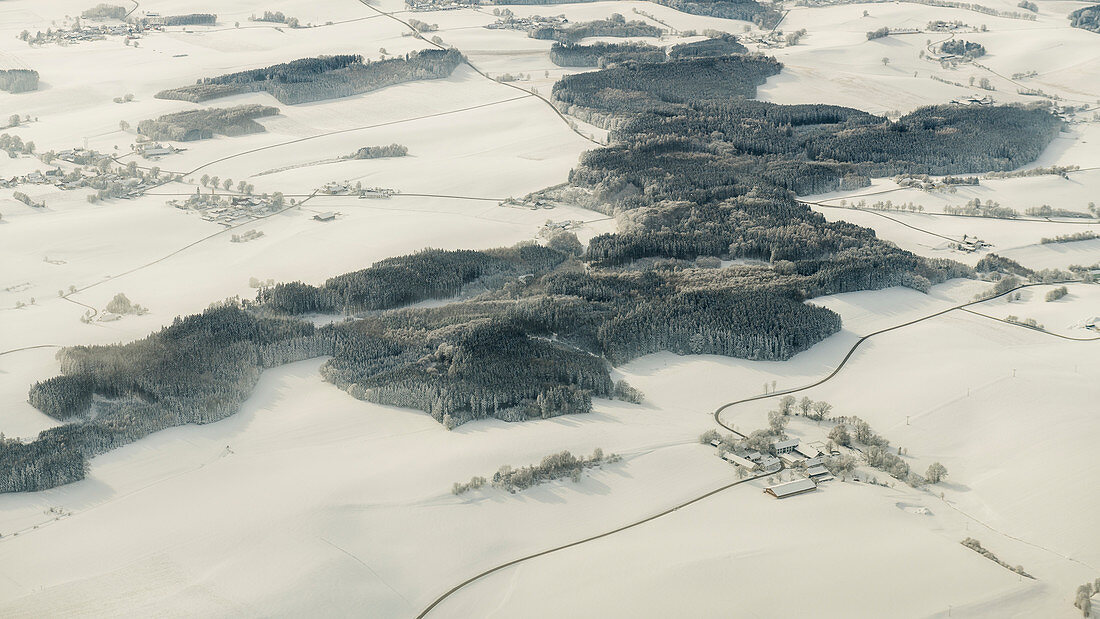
[[1, 0, 1098, 616]]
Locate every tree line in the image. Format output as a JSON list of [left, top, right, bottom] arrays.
[[529, 14, 662, 43], [155, 50, 464, 105], [137, 104, 279, 141], [1069, 4, 1100, 32], [0, 69, 39, 93]]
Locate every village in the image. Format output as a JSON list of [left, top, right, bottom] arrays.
[[2, 148, 163, 200]]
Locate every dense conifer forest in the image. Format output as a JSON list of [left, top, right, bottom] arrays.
[[133, 13, 217, 27], [0, 69, 39, 93], [137, 104, 279, 141], [548, 34, 748, 68], [4, 44, 1062, 493], [1069, 4, 1100, 32], [649, 0, 780, 25], [486, 0, 779, 26], [81, 4, 129, 20], [549, 42, 667, 67], [939, 39, 986, 58], [528, 15, 662, 43], [155, 50, 464, 105], [667, 33, 747, 59]]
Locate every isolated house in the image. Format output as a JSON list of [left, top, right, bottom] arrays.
[[313, 212, 336, 222], [764, 478, 817, 499]]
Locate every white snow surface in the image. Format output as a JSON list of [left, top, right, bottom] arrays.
[[1, 0, 1098, 616]]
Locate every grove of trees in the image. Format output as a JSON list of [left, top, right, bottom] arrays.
[[0, 69, 40, 93], [155, 50, 463, 105], [137, 104, 279, 141], [1069, 4, 1100, 32]]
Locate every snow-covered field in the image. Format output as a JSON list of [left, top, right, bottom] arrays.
[[1, 0, 1098, 616]]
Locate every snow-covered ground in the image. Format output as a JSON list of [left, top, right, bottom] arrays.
[[1, 0, 1098, 616]]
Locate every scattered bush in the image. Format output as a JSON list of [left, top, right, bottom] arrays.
[[1045, 286, 1068, 302], [346, 144, 409, 159], [961, 538, 1033, 578]]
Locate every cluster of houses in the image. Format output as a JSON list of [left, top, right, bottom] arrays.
[[360, 187, 396, 199], [500, 197, 556, 210], [927, 20, 971, 32], [320, 182, 396, 199], [709, 436, 836, 499], [135, 143, 181, 160], [486, 15, 569, 32], [539, 220, 583, 238], [1, 168, 63, 189], [33, 23, 152, 46], [167, 194, 280, 225], [406, 0, 477, 11], [951, 94, 994, 106], [955, 234, 991, 253], [895, 176, 946, 191], [742, 32, 789, 48], [2, 165, 157, 199]]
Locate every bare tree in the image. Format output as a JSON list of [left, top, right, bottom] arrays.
[[809, 400, 832, 421]]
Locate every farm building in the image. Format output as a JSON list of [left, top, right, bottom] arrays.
[[773, 439, 799, 454], [795, 443, 823, 459], [764, 478, 817, 499], [313, 212, 336, 222], [759, 455, 782, 473], [723, 453, 760, 470], [807, 465, 832, 480]]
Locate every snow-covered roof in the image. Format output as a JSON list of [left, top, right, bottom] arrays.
[[807, 465, 830, 477], [724, 453, 758, 469], [764, 478, 817, 498], [773, 439, 799, 450], [795, 443, 822, 458]]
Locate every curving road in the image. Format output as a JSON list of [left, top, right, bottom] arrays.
[[714, 280, 1095, 432], [353, 0, 603, 147]]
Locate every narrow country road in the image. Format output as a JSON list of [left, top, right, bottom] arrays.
[[714, 280, 1095, 432]]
